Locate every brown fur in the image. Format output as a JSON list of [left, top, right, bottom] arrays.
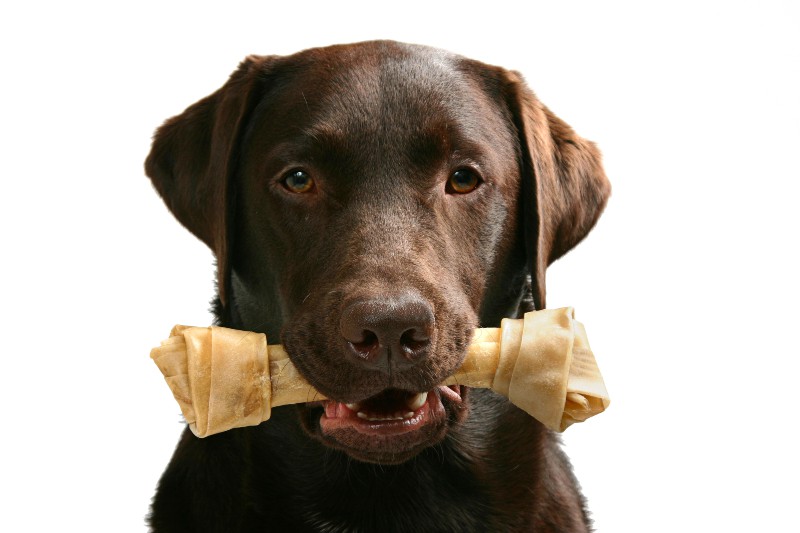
[[145, 40, 610, 532]]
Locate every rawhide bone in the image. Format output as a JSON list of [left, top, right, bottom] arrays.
[[150, 307, 609, 438]]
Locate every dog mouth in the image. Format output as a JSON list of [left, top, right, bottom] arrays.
[[320, 385, 462, 435], [305, 385, 464, 464]]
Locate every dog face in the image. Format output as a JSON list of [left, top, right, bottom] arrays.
[[146, 41, 609, 465]]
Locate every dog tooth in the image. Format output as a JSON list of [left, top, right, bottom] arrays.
[[406, 392, 428, 411], [344, 402, 361, 411], [357, 410, 412, 422]]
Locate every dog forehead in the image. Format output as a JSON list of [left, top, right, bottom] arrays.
[[287, 41, 469, 112], [251, 41, 513, 152]]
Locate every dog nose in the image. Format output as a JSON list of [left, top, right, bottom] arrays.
[[340, 294, 434, 373]]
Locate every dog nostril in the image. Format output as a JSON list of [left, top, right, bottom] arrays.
[[399, 328, 430, 357], [349, 330, 379, 358]]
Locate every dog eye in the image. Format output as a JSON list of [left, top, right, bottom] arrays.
[[282, 170, 315, 193], [447, 169, 480, 194]]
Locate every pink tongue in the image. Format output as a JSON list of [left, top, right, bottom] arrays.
[[324, 402, 351, 419], [438, 385, 461, 403]]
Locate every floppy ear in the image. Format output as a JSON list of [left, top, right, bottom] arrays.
[[144, 55, 272, 307], [503, 71, 611, 310]]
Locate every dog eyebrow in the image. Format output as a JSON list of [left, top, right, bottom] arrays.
[[300, 123, 351, 151]]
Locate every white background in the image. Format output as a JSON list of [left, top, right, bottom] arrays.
[[2, 1, 798, 531]]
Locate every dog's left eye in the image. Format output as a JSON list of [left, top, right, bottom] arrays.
[[447, 169, 481, 194], [282, 169, 315, 193]]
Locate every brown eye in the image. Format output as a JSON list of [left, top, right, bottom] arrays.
[[447, 169, 480, 194], [282, 169, 315, 193]]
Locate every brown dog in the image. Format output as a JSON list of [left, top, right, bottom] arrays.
[[146, 40, 610, 532]]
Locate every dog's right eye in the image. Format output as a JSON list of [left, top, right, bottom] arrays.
[[282, 170, 315, 194]]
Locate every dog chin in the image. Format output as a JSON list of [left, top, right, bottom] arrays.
[[301, 386, 467, 465]]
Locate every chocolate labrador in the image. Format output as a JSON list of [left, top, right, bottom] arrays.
[[145, 40, 610, 532]]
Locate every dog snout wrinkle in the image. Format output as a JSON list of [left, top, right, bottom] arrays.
[[340, 293, 434, 374]]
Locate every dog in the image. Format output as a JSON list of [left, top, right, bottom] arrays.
[[145, 40, 610, 532]]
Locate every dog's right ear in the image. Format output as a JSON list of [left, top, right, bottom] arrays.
[[145, 55, 273, 307]]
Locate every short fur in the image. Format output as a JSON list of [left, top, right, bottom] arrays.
[[145, 40, 610, 532]]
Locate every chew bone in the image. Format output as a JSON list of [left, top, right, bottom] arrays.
[[150, 307, 609, 437]]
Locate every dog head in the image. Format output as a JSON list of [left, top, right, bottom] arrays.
[[145, 41, 609, 464]]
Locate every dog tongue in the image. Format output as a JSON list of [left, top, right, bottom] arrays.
[[438, 385, 461, 403], [323, 401, 351, 419]]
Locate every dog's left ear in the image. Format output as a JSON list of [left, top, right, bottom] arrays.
[[502, 71, 611, 310], [145, 55, 274, 307]]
